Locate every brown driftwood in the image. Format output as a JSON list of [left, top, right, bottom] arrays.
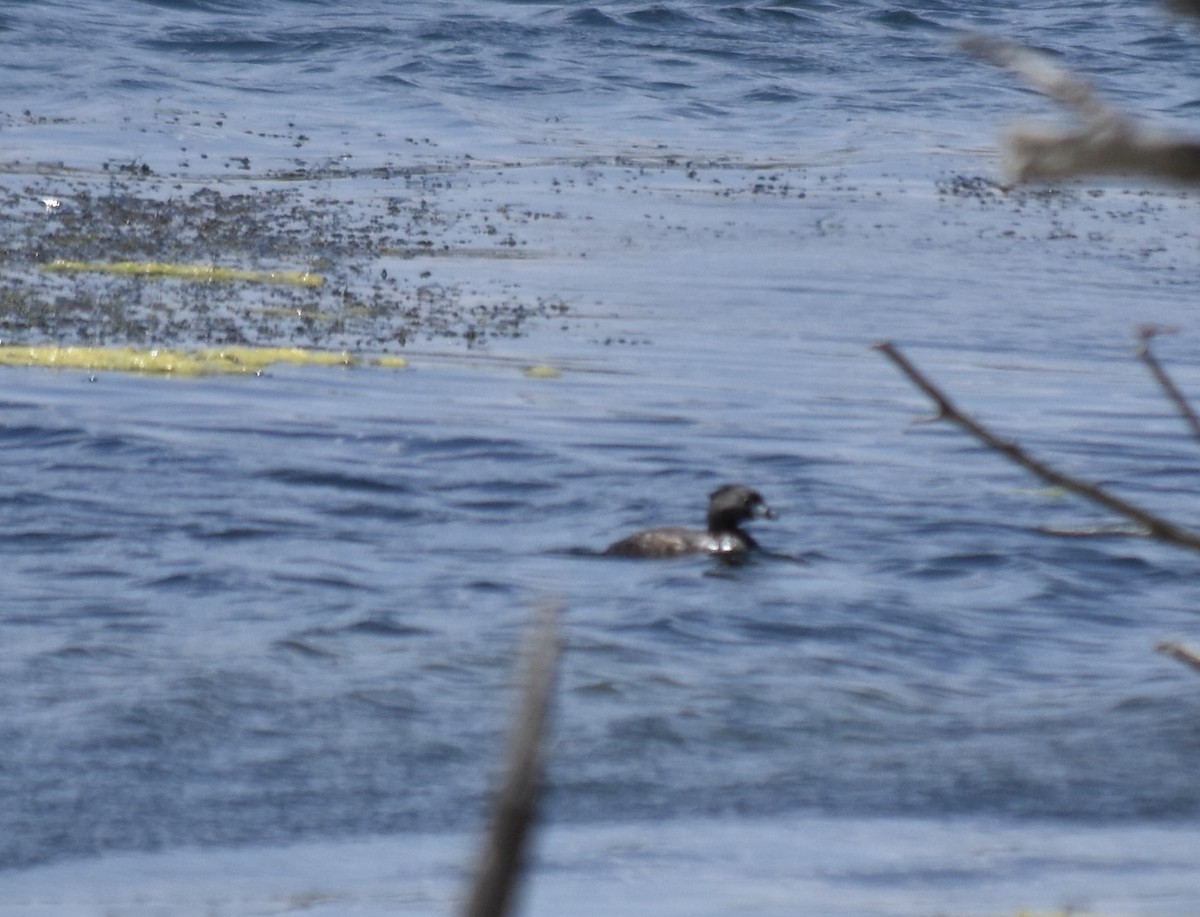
[[873, 341, 1200, 553], [960, 34, 1200, 184], [461, 602, 563, 917]]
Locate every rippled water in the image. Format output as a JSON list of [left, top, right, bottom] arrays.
[[3, 1, 1200, 914]]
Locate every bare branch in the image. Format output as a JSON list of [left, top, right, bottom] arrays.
[[874, 341, 1200, 553], [1157, 640, 1200, 674], [1164, 0, 1200, 23], [959, 35, 1118, 125], [1136, 325, 1200, 444], [461, 601, 564, 917], [960, 34, 1200, 184]]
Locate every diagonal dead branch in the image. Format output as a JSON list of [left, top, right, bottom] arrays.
[[960, 34, 1200, 183], [1156, 640, 1200, 674], [461, 601, 564, 917], [1136, 325, 1200, 445], [873, 341, 1200, 553]]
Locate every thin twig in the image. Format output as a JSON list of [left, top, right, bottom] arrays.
[[461, 601, 564, 917], [873, 341, 1200, 553], [1136, 325, 1200, 444], [1156, 640, 1200, 675]]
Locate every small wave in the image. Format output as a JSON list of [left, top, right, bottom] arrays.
[[258, 466, 406, 494]]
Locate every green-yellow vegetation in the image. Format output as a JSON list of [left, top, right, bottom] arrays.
[[522, 363, 561, 378], [0, 344, 406, 376], [373, 355, 411, 370], [40, 259, 324, 287]]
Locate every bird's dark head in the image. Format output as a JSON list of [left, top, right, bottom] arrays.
[[706, 484, 775, 532]]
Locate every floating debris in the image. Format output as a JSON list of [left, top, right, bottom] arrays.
[[0, 167, 571, 354]]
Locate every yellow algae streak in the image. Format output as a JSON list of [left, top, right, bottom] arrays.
[[0, 344, 355, 376], [40, 259, 324, 287], [522, 363, 561, 378], [371, 355, 410, 369]]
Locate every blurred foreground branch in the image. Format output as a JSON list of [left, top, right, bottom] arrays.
[[1157, 640, 1200, 674], [1164, 0, 1200, 23], [960, 34, 1200, 183], [873, 341, 1200, 553], [461, 602, 563, 917], [1137, 325, 1200, 444]]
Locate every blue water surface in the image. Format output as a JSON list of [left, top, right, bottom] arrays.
[[2, 2, 1200, 914]]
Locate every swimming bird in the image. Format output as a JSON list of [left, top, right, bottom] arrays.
[[605, 483, 776, 558]]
